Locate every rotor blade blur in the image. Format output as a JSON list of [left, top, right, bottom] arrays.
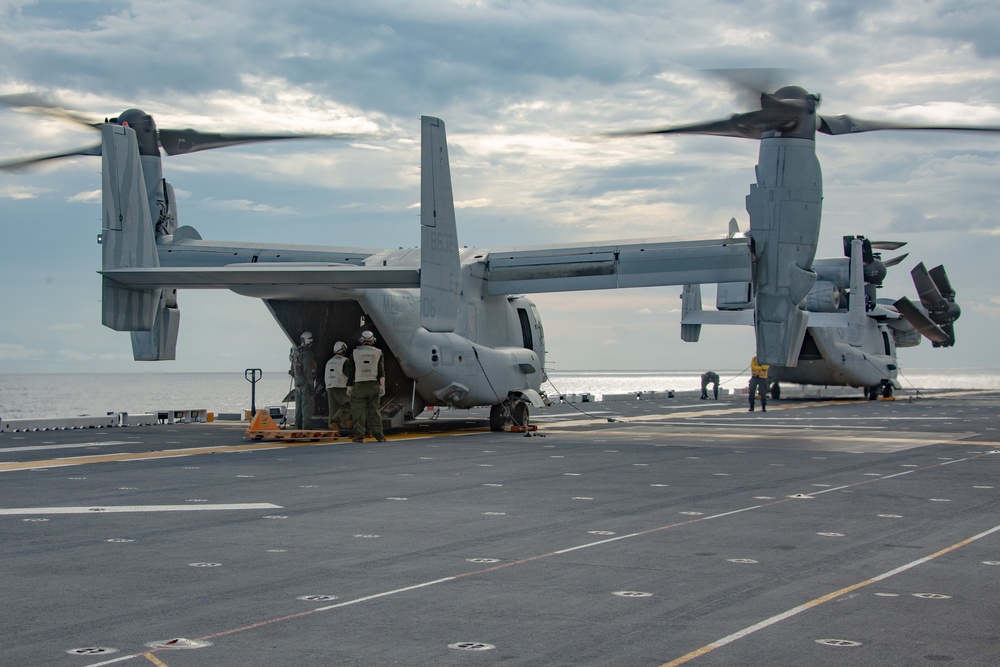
[[927, 265, 956, 300], [158, 129, 369, 156], [911, 262, 947, 311], [893, 297, 953, 345], [0, 93, 101, 130], [607, 111, 771, 140], [702, 68, 793, 109], [0, 143, 102, 171], [819, 114, 1000, 135]]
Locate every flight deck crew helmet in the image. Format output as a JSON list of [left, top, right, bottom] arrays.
[[300, 331, 314, 346], [359, 331, 376, 345], [333, 341, 348, 355]]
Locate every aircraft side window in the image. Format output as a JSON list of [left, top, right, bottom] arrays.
[[530, 304, 545, 348], [882, 331, 892, 356], [517, 308, 533, 350]]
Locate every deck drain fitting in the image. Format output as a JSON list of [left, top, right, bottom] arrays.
[[297, 595, 338, 602], [146, 638, 212, 650], [67, 647, 118, 656], [816, 639, 862, 647], [449, 642, 495, 651]]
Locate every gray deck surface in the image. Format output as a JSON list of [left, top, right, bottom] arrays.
[[2, 389, 998, 666]]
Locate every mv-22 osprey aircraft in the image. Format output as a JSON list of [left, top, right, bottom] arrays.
[[4, 84, 989, 421], [611, 83, 992, 399], [1, 96, 754, 430]]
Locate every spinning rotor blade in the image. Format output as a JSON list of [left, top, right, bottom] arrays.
[[0, 93, 101, 130], [608, 112, 775, 140], [157, 128, 358, 156], [1, 92, 372, 167], [892, 297, 953, 345], [819, 114, 1000, 135], [0, 144, 102, 172], [703, 68, 793, 109]]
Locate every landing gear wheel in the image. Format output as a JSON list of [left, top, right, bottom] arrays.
[[881, 383, 893, 398], [489, 404, 505, 432], [867, 385, 879, 400], [769, 382, 781, 400], [511, 402, 529, 429]]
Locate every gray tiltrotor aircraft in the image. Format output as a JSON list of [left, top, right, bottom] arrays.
[[682, 229, 962, 398], [4, 84, 990, 419], [1, 96, 751, 429], [613, 82, 992, 396]]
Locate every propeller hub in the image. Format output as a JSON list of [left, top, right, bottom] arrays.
[[111, 109, 159, 156]]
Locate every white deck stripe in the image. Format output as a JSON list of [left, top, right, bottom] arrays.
[[0, 503, 282, 515]]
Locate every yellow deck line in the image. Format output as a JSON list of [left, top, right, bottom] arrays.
[[0, 429, 489, 473]]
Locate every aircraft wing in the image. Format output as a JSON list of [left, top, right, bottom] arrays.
[[681, 309, 755, 326], [680, 304, 849, 328], [101, 264, 421, 299], [483, 235, 750, 295]]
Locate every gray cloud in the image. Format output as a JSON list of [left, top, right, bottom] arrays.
[[0, 0, 998, 373]]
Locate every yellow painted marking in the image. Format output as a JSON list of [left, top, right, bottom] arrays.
[[143, 652, 169, 666], [658, 522, 1000, 666], [0, 430, 488, 473]]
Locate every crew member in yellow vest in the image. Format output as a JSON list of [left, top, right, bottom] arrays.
[[345, 331, 386, 442], [324, 340, 352, 437], [748, 355, 769, 412]]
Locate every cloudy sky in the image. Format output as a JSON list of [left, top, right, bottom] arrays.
[[1, 0, 998, 378]]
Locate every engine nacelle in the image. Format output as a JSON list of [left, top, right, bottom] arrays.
[[812, 258, 849, 289], [802, 280, 841, 313], [716, 281, 754, 311]]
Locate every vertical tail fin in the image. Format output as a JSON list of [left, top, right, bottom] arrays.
[[101, 123, 161, 332], [419, 116, 461, 333], [847, 238, 867, 345], [680, 284, 703, 342]]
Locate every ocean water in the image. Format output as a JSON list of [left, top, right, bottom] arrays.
[[1, 369, 997, 421]]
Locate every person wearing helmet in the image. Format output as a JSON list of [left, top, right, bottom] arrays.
[[324, 340, 352, 437], [344, 330, 386, 442], [290, 331, 317, 429]]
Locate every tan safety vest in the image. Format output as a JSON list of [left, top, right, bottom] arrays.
[[352, 346, 382, 382], [324, 355, 349, 389]]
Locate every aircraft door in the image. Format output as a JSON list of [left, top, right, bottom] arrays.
[[511, 297, 545, 359]]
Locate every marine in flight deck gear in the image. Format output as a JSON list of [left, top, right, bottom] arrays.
[[345, 331, 386, 442], [290, 331, 317, 429], [324, 340, 352, 435]]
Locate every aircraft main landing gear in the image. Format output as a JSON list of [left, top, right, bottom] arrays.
[[489, 398, 530, 432]]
